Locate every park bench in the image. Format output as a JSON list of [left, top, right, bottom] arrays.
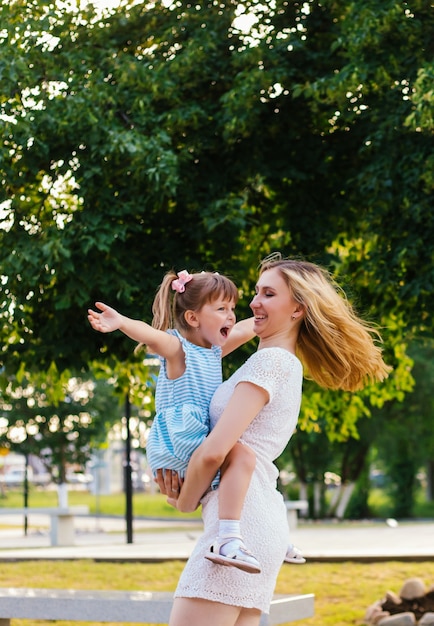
[[0, 588, 314, 625], [284, 500, 308, 530], [0, 506, 89, 547]]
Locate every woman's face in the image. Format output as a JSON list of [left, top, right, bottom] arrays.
[[250, 267, 299, 339]]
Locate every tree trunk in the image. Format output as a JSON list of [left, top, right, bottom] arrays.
[[57, 482, 69, 508], [335, 482, 356, 519], [313, 481, 322, 517], [327, 484, 342, 517], [299, 482, 308, 517], [426, 460, 434, 501], [327, 482, 356, 519]]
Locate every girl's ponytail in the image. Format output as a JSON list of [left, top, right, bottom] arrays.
[[151, 271, 178, 331]]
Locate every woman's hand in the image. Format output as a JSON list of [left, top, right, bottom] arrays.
[[155, 469, 183, 505], [155, 469, 201, 512]]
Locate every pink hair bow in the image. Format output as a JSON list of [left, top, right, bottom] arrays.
[[171, 270, 193, 293]]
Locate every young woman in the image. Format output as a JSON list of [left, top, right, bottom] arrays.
[[157, 254, 391, 626]]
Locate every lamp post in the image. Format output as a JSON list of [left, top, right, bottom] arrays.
[[23, 452, 29, 535], [124, 393, 133, 544]]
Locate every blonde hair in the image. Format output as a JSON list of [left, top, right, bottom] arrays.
[[259, 254, 392, 391], [151, 270, 239, 333]]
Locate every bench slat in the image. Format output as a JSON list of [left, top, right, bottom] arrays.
[[0, 507, 89, 547], [0, 507, 89, 515]]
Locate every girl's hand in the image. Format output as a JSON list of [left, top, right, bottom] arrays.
[[88, 302, 121, 333]]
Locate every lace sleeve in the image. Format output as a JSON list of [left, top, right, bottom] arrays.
[[237, 349, 300, 403]]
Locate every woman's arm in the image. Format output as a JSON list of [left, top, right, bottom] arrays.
[[173, 381, 268, 512]]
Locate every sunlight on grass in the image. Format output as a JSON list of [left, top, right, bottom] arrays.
[[3, 485, 433, 521], [0, 489, 201, 519], [1, 560, 434, 626]]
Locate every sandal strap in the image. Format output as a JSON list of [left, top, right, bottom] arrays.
[[212, 537, 254, 558]]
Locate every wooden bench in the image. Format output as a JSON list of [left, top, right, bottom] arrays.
[[285, 500, 308, 530], [0, 588, 314, 625], [0, 506, 89, 547]]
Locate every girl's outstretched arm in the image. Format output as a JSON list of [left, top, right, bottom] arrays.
[[87, 302, 123, 333], [87, 302, 181, 361]]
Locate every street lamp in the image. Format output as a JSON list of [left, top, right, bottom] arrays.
[[124, 393, 133, 544]]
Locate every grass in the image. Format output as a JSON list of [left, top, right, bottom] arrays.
[[2, 488, 434, 624], [1, 559, 434, 626], [0, 488, 201, 520], [3, 485, 434, 520]]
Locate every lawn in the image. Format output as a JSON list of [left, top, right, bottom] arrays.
[[1, 489, 434, 625], [0, 488, 201, 519], [3, 484, 434, 520], [1, 559, 434, 626]]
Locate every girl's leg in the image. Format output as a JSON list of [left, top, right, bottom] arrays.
[[205, 442, 260, 573], [169, 597, 261, 626], [219, 442, 255, 520]]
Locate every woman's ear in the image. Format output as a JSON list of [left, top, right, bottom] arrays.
[[291, 305, 305, 321], [184, 310, 200, 328]]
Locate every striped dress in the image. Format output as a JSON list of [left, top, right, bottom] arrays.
[[146, 329, 222, 487]]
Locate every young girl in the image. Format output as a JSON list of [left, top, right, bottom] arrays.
[[88, 269, 262, 573]]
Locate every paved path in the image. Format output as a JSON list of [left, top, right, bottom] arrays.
[[0, 514, 433, 561]]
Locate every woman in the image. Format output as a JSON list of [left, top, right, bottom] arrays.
[[157, 254, 391, 626]]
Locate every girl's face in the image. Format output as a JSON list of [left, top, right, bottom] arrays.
[[250, 267, 299, 340], [187, 297, 236, 348]]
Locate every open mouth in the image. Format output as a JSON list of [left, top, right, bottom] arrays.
[[220, 326, 230, 338]]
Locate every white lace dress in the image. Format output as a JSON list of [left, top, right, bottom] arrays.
[[174, 347, 303, 613]]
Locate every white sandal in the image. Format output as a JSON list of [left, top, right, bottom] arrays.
[[205, 536, 261, 574], [284, 544, 306, 564]]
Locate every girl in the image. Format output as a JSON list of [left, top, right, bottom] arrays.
[[88, 269, 261, 573]]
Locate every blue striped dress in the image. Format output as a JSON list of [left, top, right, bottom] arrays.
[[146, 329, 222, 488]]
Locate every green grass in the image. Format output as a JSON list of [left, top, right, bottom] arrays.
[[2, 487, 434, 624], [0, 488, 201, 520], [4, 484, 434, 520], [1, 559, 434, 626]]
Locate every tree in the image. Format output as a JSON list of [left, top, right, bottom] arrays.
[[1, 0, 432, 460], [0, 0, 255, 373], [0, 363, 121, 484], [294, 0, 434, 326], [375, 340, 434, 516], [1, 1, 433, 370]]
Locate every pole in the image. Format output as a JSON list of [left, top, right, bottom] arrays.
[[23, 453, 29, 536], [125, 393, 133, 544]]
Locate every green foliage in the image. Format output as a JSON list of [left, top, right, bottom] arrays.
[[1, 0, 433, 372], [374, 339, 434, 515], [1, 0, 434, 475], [345, 464, 371, 519], [0, 364, 122, 482]]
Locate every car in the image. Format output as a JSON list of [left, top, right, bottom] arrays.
[[66, 471, 93, 485], [0, 467, 31, 486], [0, 466, 51, 487]]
